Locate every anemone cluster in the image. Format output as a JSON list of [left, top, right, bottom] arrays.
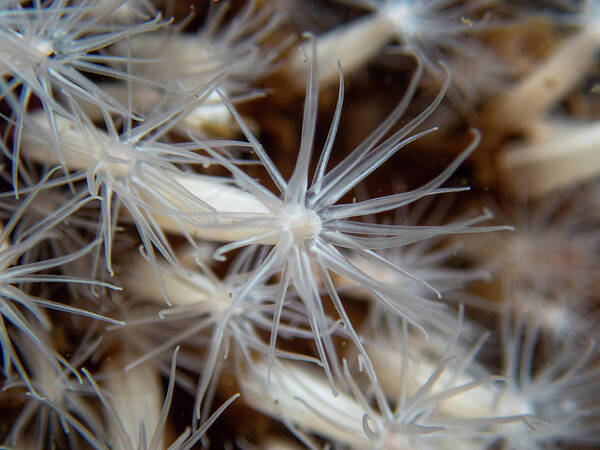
[[0, 1, 599, 449]]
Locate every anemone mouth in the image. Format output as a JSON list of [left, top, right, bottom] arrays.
[[384, 1, 417, 35], [285, 206, 322, 244], [495, 388, 536, 418], [30, 37, 55, 58]]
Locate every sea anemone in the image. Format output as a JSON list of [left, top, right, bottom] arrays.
[[189, 39, 502, 412]]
